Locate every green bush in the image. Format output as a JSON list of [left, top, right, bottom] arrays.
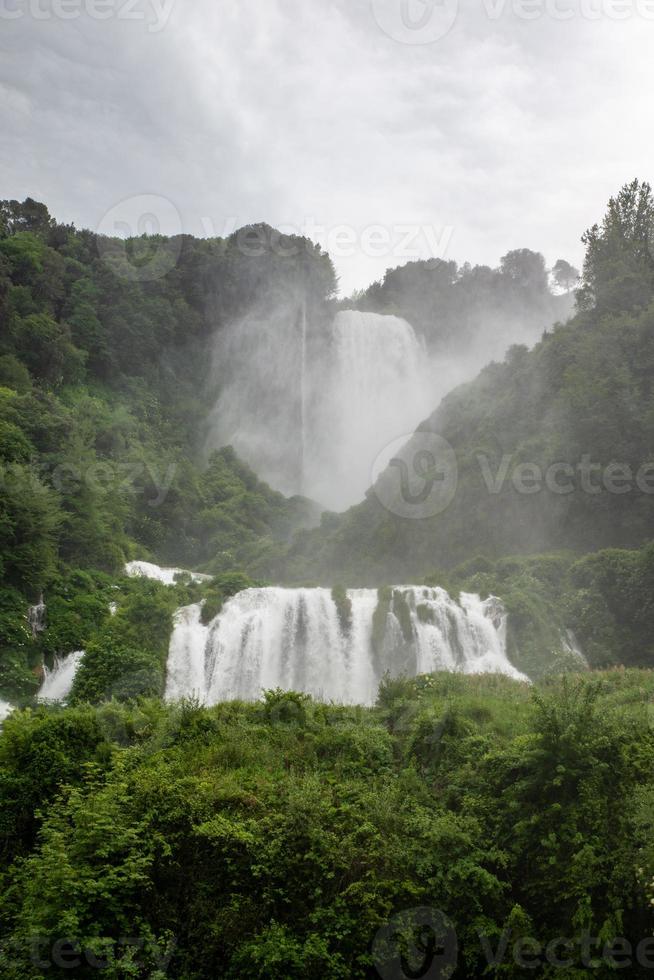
[[1, 672, 652, 977]]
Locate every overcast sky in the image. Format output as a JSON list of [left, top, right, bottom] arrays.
[[1, 0, 653, 294]]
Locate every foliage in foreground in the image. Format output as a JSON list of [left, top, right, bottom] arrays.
[[1, 672, 654, 977]]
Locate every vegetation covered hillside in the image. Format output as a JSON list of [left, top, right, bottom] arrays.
[[0, 197, 333, 698], [422, 546, 654, 678], [288, 181, 654, 587], [3, 182, 654, 697]]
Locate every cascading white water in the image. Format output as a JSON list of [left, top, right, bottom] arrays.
[[306, 311, 434, 510], [37, 651, 84, 704], [27, 595, 47, 639], [299, 300, 308, 494], [165, 604, 209, 703], [561, 630, 588, 668], [208, 307, 434, 510], [165, 586, 527, 707], [125, 561, 212, 586]]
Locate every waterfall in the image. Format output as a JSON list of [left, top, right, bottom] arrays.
[[27, 594, 47, 639], [561, 630, 588, 668], [165, 586, 527, 707], [37, 652, 84, 704], [306, 311, 434, 510], [208, 307, 434, 510], [125, 561, 212, 586], [299, 299, 308, 494], [415, 591, 515, 676], [165, 604, 209, 703]]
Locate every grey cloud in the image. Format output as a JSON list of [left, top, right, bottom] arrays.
[[1, 0, 652, 293]]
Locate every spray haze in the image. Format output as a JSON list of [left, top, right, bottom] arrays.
[[207, 265, 574, 512], [208, 304, 435, 509]]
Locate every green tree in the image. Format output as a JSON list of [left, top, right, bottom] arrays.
[[579, 178, 654, 313], [551, 258, 579, 292]]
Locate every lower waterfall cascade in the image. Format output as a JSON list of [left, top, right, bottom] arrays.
[[37, 651, 84, 704], [125, 560, 212, 585], [165, 586, 528, 707]]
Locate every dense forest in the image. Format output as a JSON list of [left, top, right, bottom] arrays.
[[2, 183, 654, 977], [3, 672, 654, 977], [0, 199, 334, 580]]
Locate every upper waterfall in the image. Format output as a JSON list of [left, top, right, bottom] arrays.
[[165, 586, 527, 707], [208, 307, 434, 510], [308, 311, 434, 510]]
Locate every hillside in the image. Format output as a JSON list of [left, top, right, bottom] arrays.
[[0, 199, 332, 697], [286, 181, 654, 584]]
